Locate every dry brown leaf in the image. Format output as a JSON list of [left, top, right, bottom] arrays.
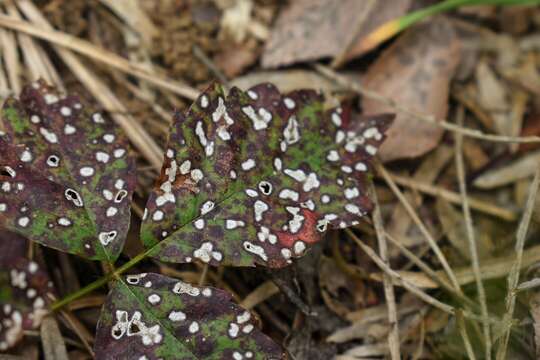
[[476, 60, 508, 112], [261, 0, 410, 68], [476, 60, 512, 135], [215, 40, 259, 78], [362, 18, 461, 162], [473, 150, 540, 189]]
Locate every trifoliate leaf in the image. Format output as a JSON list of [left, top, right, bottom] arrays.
[[141, 83, 392, 267], [0, 231, 54, 351], [94, 273, 285, 359], [0, 80, 136, 261]]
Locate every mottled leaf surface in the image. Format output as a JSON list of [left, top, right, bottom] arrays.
[[0, 231, 54, 351], [95, 273, 285, 359], [0, 80, 136, 261], [141, 83, 392, 267]]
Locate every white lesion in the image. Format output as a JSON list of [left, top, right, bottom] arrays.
[[111, 310, 162, 346], [241, 105, 272, 130], [193, 242, 223, 263]]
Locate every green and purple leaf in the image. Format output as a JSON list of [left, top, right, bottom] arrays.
[[0, 231, 54, 351], [0, 80, 136, 261], [95, 273, 285, 359], [141, 83, 392, 267]]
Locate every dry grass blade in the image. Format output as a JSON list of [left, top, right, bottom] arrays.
[[369, 183, 400, 360], [454, 106, 491, 358], [40, 316, 69, 360], [346, 229, 496, 325], [3, 2, 63, 90], [372, 242, 540, 290], [456, 311, 477, 360], [240, 280, 280, 310], [376, 162, 463, 294], [58, 310, 94, 356], [388, 172, 517, 221], [98, 0, 158, 44], [0, 14, 199, 100], [0, 14, 20, 95], [314, 63, 540, 144], [384, 232, 473, 307], [16, 0, 163, 169], [496, 164, 540, 360]]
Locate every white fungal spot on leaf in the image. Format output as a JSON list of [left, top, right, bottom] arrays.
[[96, 152, 110, 163], [284, 97, 295, 109], [99, 231, 118, 246], [80, 167, 95, 177], [344, 187, 360, 199], [241, 159, 256, 171], [64, 124, 76, 135], [20, 149, 32, 162], [355, 162, 367, 171], [189, 321, 199, 334], [147, 294, 161, 305], [153, 210, 164, 222], [194, 219, 205, 229], [226, 219, 245, 229], [65, 189, 83, 207], [168, 310, 186, 322], [114, 148, 126, 158], [279, 189, 299, 201], [193, 242, 222, 263], [92, 113, 105, 123], [57, 217, 71, 226], [173, 281, 200, 296], [243, 241, 268, 261], [103, 134, 115, 143], [39, 128, 58, 143], [257, 226, 277, 244], [253, 200, 269, 222], [242, 106, 272, 130], [200, 201, 215, 215]]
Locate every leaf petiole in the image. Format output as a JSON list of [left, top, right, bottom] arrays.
[[51, 248, 151, 311]]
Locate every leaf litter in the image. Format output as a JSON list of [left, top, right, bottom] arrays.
[[1, 1, 540, 359]]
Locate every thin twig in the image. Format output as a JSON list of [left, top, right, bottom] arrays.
[[193, 44, 230, 89], [455, 106, 491, 358], [314, 63, 540, 144], [240, 280, 280, 310], [369, 183, 400, 360], [496, 165, 540, 360], [16, 0, 164, 169], [346, 229, 497, 325], [376, 162, 463, 295], [384, 232, 474, 307], [386, 172, 517, 221]]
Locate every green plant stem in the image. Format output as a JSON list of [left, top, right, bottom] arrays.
[[51, 249, 151, 311], [397, 0, 540, 32]]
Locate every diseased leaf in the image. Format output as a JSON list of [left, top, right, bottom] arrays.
[[141, 82, 392, 267], [0, 80, 136, 261], [94, 273, 285, 359], [0, 231, 54, 351]]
